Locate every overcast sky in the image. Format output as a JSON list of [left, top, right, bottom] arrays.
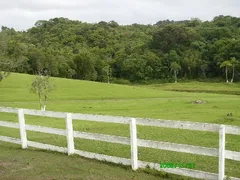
[[0, 0, 239, 31]]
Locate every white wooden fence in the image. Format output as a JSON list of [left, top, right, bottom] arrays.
[[0, 106, 240, 180]]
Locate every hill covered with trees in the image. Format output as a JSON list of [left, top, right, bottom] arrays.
[[0, 15, 240, 83]]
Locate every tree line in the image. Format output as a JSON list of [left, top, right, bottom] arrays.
[[0, 15, 240, 83]]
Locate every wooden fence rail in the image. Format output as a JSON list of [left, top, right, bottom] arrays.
[[0, 107, 240, 180]]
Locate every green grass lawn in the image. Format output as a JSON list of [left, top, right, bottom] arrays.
[[0, 73, 240, 179]]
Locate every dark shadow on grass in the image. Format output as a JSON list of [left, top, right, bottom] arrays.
[[167, 89, 240, 96]]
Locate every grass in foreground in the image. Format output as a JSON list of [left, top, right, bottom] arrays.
[[0, 73, 240, 178]]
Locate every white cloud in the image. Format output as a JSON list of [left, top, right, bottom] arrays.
[[0, 0, 239, 31]]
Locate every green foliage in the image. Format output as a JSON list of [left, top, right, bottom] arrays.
[[0, 15, 240, 83], [0, 30, 12, 81], [151, 24, 193, 53], [73, 51, 97, 81], [170, 61, 181, 72], [220, 61, 232, 69], [0, 59, 11, 81]]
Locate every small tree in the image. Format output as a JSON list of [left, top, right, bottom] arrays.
[[103, 55, 113, 84], [220, 61, 232, 83], [30, 74, 55, 111], [170, 61, 181, 83], [103, 63, 111, 84]]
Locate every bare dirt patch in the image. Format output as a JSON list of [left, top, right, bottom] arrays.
[[191, 100, 207, 104]]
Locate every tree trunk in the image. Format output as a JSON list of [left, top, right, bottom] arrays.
[[106, 69, 110, 84], [174, 70, 177, 83], [188, 67, 192, 79], [43, 95, 47, 111], [201, 68, 206, 78], [225, 67, 228, 83], [38, 92, 43, 110], [109, 68, 111, 84], [231, 66, 235, 83]]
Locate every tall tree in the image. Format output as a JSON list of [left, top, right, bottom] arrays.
[[0, 29, 23, 81], [151, 24, 193, 53], [200, 60, 209, 78], [230, 57, 238, 83], [182, 50, 201, 78], [73, 51, 97, 81], [0, 59, 12, 81], [220, 61, 232, 83], [170, 62, 181, 83], [103, 62, 111, 84], [0, 29, 11, 81]]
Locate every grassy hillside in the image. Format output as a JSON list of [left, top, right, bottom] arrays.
[[0, 73, 183, 102], [0, 73, 240, 179], [1, 73, 240, 125]]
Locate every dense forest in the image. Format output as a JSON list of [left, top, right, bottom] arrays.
[[0, 15, 240, 83]]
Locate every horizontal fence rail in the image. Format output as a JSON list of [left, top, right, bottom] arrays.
[[0, 107, 240, 180], [1, 107, 240, 135], [138, 139, 220, 157], [0, 120, 239, 161], [73, 131, 130, 145]]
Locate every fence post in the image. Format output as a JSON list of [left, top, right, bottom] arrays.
[[18, 109, 27, 149], [219, 125, 225, 180], [130, 118, 138, 170], [66, 113, 74, 155]]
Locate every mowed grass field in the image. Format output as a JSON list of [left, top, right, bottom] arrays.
[[0, 73, 240, 179]]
